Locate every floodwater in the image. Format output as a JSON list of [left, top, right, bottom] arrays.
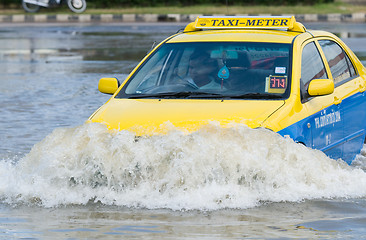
[[0, 22, 366, 239]]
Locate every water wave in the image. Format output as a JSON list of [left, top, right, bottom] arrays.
[[1, 122, 366, 210]]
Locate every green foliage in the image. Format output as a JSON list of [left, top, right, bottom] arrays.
[[106, 0, 333, 7], [1, 0, 16, 6], [90, 0, 334, 8], [1, 0, 334, 7]]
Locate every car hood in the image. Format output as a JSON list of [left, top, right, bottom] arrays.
[[88, 98, 285, 135]]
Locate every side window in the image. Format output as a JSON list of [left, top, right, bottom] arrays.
[[345, 55, 356, 76], [318, 40, 356, 85], [301, 42, 327, 99]]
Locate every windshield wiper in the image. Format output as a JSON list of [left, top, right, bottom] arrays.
[[127, 92, 283, 99], [226, 93, 284, 99], [127, 91, 225, 99]]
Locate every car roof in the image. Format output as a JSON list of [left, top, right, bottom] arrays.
[[168, 29, 303, 44], [166, 16, 335, 44]]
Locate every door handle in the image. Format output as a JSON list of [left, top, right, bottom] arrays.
[[334, 96, 342, 105], [360, 83, 366, 93]]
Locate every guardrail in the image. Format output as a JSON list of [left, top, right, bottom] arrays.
[[0, 13, 365, 23]]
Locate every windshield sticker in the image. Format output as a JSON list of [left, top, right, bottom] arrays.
[[275, 67, 286, 74], [265, 75, 287, 94]]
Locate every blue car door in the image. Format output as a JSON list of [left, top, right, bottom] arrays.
[[318, 39, 366, 164], [300, 41, 344, 160]]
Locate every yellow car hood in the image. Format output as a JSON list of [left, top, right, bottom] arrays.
[[89, 98, 285, 135]]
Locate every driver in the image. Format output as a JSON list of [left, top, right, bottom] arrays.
[[185, 51, 222, 89]]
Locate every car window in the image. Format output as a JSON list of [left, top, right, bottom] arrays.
[[118, 42, 291, 99], [318, 39, 356, 85], [345, 53, 356, 76], [301, 41, 327, 99]]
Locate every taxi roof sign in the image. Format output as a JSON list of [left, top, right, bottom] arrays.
[[185, 16, 306, 33]]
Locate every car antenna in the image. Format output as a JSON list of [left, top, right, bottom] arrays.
[[147, 41, 156, 54]]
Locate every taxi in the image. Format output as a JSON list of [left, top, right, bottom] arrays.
[[88, 16, 366, 164]]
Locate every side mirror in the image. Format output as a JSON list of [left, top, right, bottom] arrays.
[[308, 79, 334, 96], [98, 78, 120, 95]]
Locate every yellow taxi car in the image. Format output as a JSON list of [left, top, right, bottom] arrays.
[[89, 16, 366, 164]]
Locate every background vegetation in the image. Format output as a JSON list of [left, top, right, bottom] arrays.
[[1, 0, 334, 8], [2, 0, 365, 15], [86, 0, 334, 8]]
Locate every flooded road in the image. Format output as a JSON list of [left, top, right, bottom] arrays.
[[1, 22, 366, 239], [0, 23, 178, 156]]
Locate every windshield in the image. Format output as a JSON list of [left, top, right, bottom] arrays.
[[117, 42, 291, 99]]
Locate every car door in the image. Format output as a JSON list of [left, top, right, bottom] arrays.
[[300, 40, 344, 160], [318, 39, 366, 164]]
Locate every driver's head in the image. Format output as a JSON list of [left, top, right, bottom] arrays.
[[189, 51, 218, 87]]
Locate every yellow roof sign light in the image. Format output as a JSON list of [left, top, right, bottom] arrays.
[[184, 16, 306, 33]]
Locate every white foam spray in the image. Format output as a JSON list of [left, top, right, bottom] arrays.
[[352, 144, 366, 170], [1, 122, 366, 210]]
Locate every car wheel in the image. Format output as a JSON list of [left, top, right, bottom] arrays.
[[67, 0, 86, 13], [22, 0, 40, 13]]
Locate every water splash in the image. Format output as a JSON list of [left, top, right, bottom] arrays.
[[352, 144, 366, 170], [1, 122, 366, 210]]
